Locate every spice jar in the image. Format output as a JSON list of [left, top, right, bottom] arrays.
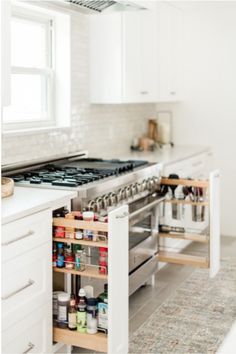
[[87, 298, 98, 334], [83, 211, 94, 222], [72, 211, 83, 220], [57, 293, 70, 328], [75, 229, 83, 240], [53, 212, 65, 238], [99, 247, 108, 274], [65, 250, 75, 270], [65, 213, 75, 239]]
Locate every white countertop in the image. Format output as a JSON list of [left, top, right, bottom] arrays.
[[92, 145, 211, 165], [2, 187, 77, 225]]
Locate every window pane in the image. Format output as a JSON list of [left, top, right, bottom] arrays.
[[11, 16, 49, 68], [3, 74, 49, 123]]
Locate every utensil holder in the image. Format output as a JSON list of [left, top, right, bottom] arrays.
[[171, 203, 181, 220], [192, 205, 205, 222]]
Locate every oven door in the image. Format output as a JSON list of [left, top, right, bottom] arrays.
[[128, 194, 165, 295]]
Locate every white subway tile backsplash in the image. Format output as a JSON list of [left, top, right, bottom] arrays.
[[2, 13, 156, 165]]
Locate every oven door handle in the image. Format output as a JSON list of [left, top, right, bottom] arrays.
[[129, 196, 166, 220]]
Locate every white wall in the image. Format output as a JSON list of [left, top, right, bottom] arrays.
[[2, 11, 155, 165], [157, 1, 236, 236]]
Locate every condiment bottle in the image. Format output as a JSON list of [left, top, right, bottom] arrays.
[[56, 243, 65, 268], [87, 298, 98, 334], [65, 249, 75, 270], [77, 288, 87, 333], [53, 211, 65, 238], [65, 213, 75, 239], [99, 247, 108, 274], [57, 293, 70, 329], [68, 295, 77, 331], [97, 284, 108, 333]]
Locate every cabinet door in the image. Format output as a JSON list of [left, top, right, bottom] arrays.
[[209, 170, 220, 278], [157, 2, 183, 102], [123, 2, 158, 103], [89, 13, 123, 103], [1, 0, 11, 107], [2, 302, 52, 354], [108, 205, 129, 354]]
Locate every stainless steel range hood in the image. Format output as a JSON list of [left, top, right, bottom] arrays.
[[47, 0, 145, 14]]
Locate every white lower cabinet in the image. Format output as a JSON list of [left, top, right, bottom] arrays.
[[2, 209, 51, 263], [2, 301, 52, 354], [2, 242, 52, 331]]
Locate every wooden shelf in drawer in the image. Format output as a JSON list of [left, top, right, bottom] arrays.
[[53, 267, 107, 280], [53, 218, 108, 232], [164, 199, 209, 206], [53, 237, 108, 248], [157, 251, 209, 268], [159, 232, 209, 243], [53, 327, 107, 353]]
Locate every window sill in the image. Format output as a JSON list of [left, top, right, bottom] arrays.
[[3, 125, 71, 137]]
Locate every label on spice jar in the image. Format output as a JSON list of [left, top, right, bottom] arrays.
[[77, 311, 87, 333]]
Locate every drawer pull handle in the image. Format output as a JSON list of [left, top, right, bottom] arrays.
[[140, 91, 148, 95], [2, 230, 35, 246], [116, 211, 129, 219], [2, 279, 35, 300], [22, 342, 35, 354]]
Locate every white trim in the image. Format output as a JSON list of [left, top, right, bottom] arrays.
[[2, 125, 71, 137]]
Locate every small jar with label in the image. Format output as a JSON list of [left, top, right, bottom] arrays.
[[57, 293, 70, 328], [75, 229, 83, 240], [65, 250, 75, 270], [83, 211, 94, 222], [99, 247, 108, 274], [65, 213, 75, 239]]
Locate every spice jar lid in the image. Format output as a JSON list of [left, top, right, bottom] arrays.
[[78, 288, 86, 297], [58, 293, 70, 302], [87, 297, 98, 306], [83, 211, 94, 220]]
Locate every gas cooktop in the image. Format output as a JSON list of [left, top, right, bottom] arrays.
[[7, 158, 149, 188]]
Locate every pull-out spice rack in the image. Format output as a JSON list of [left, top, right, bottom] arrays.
[[157, 171, 220, 277], [52, 205, 129, 354]]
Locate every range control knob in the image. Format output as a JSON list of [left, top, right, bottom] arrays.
[[130, 183, 138, 197], [124, 186, 131, 199], [141, 179, 147, 192]]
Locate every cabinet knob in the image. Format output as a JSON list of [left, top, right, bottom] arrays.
[[140, 91, 148, 95], [170, 91, 176, 95]]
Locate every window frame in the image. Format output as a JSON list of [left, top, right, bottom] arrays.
[[3, 6, 55, 131]]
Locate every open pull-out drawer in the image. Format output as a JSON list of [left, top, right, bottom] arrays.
[[52, 205, 129, 354], [157, 170, 220, 278]]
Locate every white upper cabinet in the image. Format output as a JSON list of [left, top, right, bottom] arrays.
[[89, 1, 183, 104], [157, 2, 183, 102], [122, 1, 158, 103]]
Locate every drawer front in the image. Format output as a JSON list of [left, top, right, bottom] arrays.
[[163, 152, 211, 179], [129, 256, 157, 296], [2, 242, 52, 331], [2, 209, 51, 263], [2, 301, 52, 354]]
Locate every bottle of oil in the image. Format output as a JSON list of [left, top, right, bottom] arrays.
[[77, 288, 87, 333], [97, 283, 108, 333]]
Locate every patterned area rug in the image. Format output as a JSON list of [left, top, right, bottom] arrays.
[[129, 259, 236, 354]]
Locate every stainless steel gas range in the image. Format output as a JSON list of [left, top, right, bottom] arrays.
[[3, 152, 164, 295]]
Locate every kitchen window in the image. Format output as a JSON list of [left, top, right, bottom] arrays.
[[3, 4, 71, 133]]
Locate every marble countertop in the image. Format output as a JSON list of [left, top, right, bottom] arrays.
[[91, 145, 211, 165], [2, 187, 77, 225]]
